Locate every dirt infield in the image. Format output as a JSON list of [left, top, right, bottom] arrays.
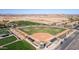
[[31, 33, 54, 42]]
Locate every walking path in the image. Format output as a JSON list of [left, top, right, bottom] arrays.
[[0, 35, 13, 40]]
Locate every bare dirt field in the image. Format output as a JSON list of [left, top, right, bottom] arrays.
[[0, 14, 69, 24]]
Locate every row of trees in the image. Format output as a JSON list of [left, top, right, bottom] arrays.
[[63, 16, 79, 28], [68, 16, 79, 27], [50, 15, 79, 28], [68, 16, 79, 23], [0, 20, 9, 28], [0, 20, 17, 28]]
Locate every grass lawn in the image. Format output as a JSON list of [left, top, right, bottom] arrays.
[[20, 27, 65, 35], [1, 40, 36, 50], [0, 28, 9, 34], [9, 21, 45, 26], [0, 36, 17, 46]]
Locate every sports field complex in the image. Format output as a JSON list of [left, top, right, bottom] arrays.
[[0, 19, 73, 50], [9, 22, 71, 49]]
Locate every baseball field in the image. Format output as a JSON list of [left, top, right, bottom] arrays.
[[19, 27, 65, 35]]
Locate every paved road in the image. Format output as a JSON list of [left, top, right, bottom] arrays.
[[65, 33, 79, 50], [56, 30, 79, 50], [65, 27, 79, 50]]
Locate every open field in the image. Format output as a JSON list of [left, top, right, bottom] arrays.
[[9, 21, 45, 26], [19, 27, 65, 35], [0, 40, 36, 50], [0, 36, 17, 45], [0, 28, 9, 34]]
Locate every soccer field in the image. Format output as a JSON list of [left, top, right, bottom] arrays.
[[19, 27, 65, 35], [0, 36, 17, 46], [1, 40, 36, 50]]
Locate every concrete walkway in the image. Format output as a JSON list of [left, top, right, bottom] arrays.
[[0, 35, 13, 40]]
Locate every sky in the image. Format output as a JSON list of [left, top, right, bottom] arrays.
[[0, 9, 79, 14]]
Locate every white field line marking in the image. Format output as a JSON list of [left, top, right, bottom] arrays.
[[0, 40, 20, 48]]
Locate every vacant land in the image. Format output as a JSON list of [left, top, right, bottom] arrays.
[[1, 40, 36, 50], [0, 36, 17, 45], [20, 27, 65, 35], [0, 14, 69, 24]]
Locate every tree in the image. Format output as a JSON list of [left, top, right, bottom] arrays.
[[0, 20, 6, 28], [68, 16, 75, 22], [74, 16, 79, 24], [8, 21, 17, 28]]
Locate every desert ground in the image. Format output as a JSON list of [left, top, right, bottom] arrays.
[[0, 14, 69, 24]]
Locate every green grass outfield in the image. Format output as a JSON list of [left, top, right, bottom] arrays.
[[1, 40, 36, 50], [0, 36, 17, 46], [20, 27, 65, 35]]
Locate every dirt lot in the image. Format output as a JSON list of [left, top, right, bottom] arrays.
[[0, 14, 69, 24]]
